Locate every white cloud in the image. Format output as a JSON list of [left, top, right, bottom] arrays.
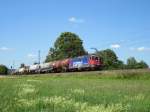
[[68, 17, 84, 23], [137, 47, 145, 51], [69, 17, 76, 22], [27, 54, 37, 59], [110, 44, 121, 49], [0, 46, 12, 51], [130, 46, 150, 52]]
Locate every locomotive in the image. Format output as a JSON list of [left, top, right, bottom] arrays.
[[15, 54, 102, 74]]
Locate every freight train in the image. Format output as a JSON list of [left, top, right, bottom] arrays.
[[14, 54, 102, 74]]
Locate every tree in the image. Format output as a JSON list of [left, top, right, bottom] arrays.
[[136, 60, 149, 69], [0, 65, 8, 75], [45, 32, 87, 62], [96, 49, 121, 69], [126, 57, 138, 69], [45, 48, 58, 62], [114, 60, 125, 69], [126, 57, 149, 69]]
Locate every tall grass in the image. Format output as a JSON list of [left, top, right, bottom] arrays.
[[0, 69, 150, 112]]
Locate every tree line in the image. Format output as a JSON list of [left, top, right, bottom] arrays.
[[96, 49, 148, 70]]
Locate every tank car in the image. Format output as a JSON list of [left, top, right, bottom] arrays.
[[29, 64, 40, 73], [52, 58, 70, 72], [39, 62, 53, 73]]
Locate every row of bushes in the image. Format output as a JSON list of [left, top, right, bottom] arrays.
[[97, 69, 150, 79]]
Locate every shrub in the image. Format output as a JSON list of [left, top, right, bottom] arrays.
[[0, 65, 8, 75]]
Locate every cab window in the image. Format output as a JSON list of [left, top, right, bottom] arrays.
[[95, 57, 99, 61], [92, 56, 95, 60]]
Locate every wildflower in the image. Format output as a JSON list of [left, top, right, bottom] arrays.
[[18, 84, 35, 96], [26, 79, 42, 83], [70, 88, 85, 94], [17, 99, 36, 107]]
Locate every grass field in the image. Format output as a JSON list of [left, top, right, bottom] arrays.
[[0, 69, 150, 112]]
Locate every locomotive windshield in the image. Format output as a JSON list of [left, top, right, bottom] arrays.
[[95, 57, 99, 61]]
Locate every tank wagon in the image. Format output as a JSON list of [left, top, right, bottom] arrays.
[[52, 58, 70, 72], [15, 54, 102, 74], [39, 62, 53, 73]]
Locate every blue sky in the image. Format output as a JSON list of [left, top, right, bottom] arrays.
[[0, 0, 150, 68]]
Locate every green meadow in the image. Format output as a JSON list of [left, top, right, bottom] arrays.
[[0, 69, 150, 112]]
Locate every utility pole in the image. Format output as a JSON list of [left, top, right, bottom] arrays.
[[38, 50, 41, 64], [10, 60, 15, 75], [12, 60, 15, 69]]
